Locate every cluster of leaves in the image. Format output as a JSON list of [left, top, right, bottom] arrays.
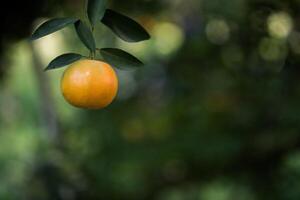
[[30, 0, 150, 71]]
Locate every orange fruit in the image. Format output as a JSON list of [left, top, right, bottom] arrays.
[[61, 59, 118, 109]]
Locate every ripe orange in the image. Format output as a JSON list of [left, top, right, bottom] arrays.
[[61, 59, 118, 109]]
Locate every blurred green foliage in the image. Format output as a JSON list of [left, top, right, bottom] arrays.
[[1, 0, 300, 199]]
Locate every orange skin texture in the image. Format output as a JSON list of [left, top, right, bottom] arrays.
[[61, 60, 118, 109]]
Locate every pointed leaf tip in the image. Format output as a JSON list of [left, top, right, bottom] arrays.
[[100, 48, 144, 70], [75, 20, 96, 52], [87, 0, 107, 27], [101, 9, 151, 43], [45, 53, 83, 71], [31, 17, 78, 40]]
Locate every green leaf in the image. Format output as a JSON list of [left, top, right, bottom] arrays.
[[75, 20, 96, 52], [100, 48, 144, 70], [101, 9, 150, 42], [31, 18, 78, 40], [87, 0, 107, 27], [45, 53, 83, 71]]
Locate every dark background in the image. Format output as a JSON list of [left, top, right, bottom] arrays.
[[1, 0, 300, 199]]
